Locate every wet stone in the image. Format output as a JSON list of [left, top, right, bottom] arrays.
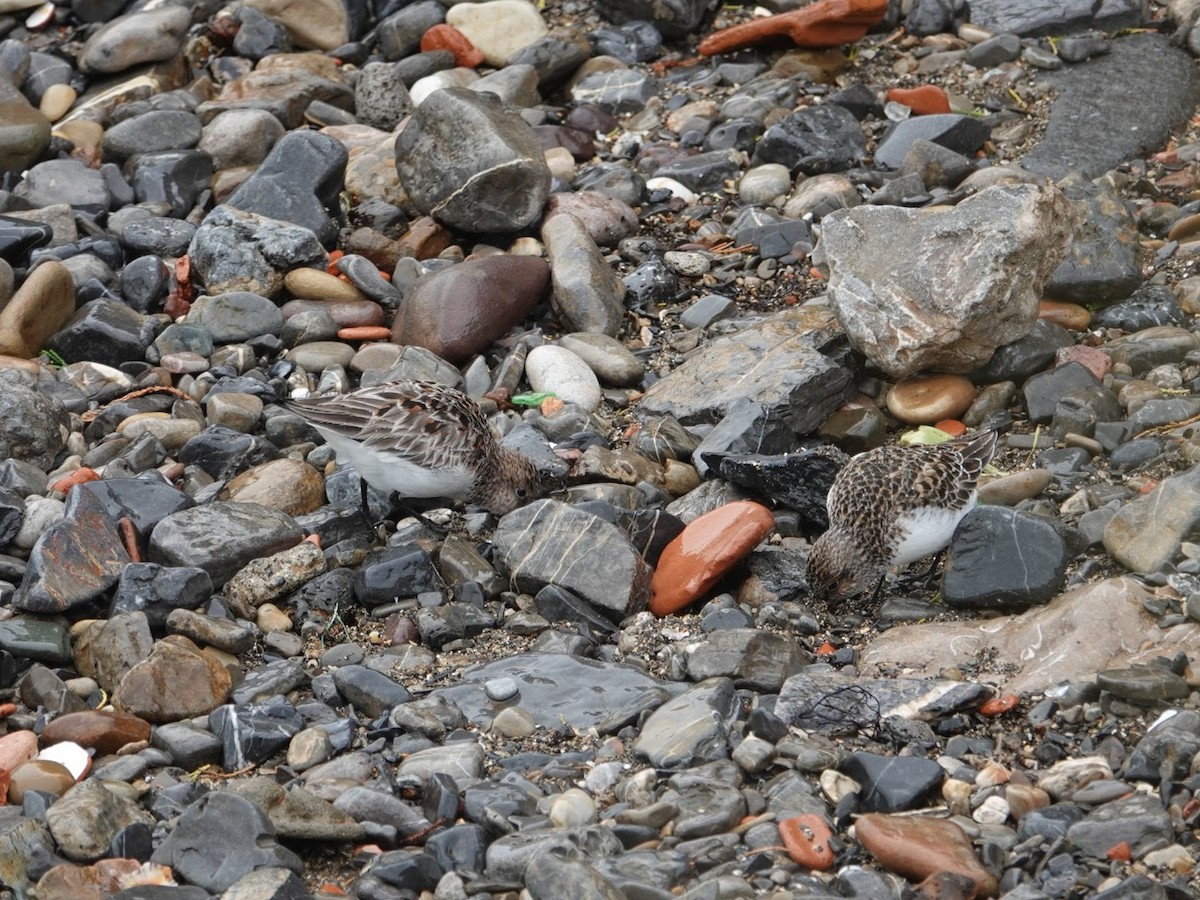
[[1066, 792, 1172, 859], [1095, 666, 1189, 705], [752, 104, 866, 175], [632, 677, 738, 769], [485, 825, 624, 883], [210, 700, 304, 770], [684, 628, 813, 692], [843, 752, 945, 813], [111, 635, 232, 723]]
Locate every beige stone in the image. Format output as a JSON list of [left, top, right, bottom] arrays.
[[244, 0, 349, 51], [0, 261, 76, 358]]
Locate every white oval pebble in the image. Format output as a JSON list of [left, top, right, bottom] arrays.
[[14, 496, 65, 550], [526, 344, 602, 411], [547, 788, 596, 827]]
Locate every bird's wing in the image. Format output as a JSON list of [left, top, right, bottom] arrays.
[[287, 381, 490, 470]]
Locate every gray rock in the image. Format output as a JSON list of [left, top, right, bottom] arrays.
[[187, 291, 285, 342], [817, 183, 1075, 378], [873, 114, 990, 170], [14, 486, 131, 613], [486, 825, 624, 882], [46, 297, 147, 368], [150, 792, 302, 892], [752, 104, 866, 175], [46, 778, 155, 862], [396, 87, 550, 232], [1044, 174, 1142, 305], [72, 611, 154, 693], [188, 205, 327, 299], [633, 678, 739, 768], [396, 740, 485, 791], [1104, 462, 1200, 573], [570, 68, 662, 114], [638, 305, 852, 434], [525, 854, 626, 900], [100, 109, 202, 162], [0, 369, 68, 469], [1065, 793, 1172, 858], [1023, 34, 1199, 180], [684, 629, 812, 692], [558, 332, 644, 386], [432, 652, 672, 731], [13, 158, 110, 211], [598, 0, 717, 38], [968, 0, 1147, 37], [225, 131, 347, 246], [78, 3, 190, 74], [493, 499, 652, 619], [942, 506, 1069, 611], [542, 212, 626, 336], [0, 617, 72, 665], [355, 61, 412, 131], [148, 501, 303, 588]]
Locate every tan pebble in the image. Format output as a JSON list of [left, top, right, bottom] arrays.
[[663, 458, 700, 496], [52, 119, 102, 154], [39, 83, 76, 122], [1039, 299, 1091, 330], [977, 469, 1053, 506], [885, 374, 975, 425], [284, 267, 368, 303], [256, 603, 293, 633], [1167, 213, 1200, 243]]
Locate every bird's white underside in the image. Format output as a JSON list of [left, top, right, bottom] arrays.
[[888, 494, 976, 567], [316, 427, 475, 498]]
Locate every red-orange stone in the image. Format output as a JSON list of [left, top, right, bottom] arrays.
[[979, 695, 1019, 716], [779, 814, 836, 869], [934, 419, 966, 437], [337, 326, 392, 342], [856, 813, 998, 897], [1107, 841, 1132, 862], [699, 0, 888, 56], [51, 467, 100, 493], [421, 23, 485, 68], [887, 85, 951, 115], [649, 501, 774, 616]]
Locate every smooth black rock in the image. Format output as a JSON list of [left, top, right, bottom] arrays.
[[416, 603, 495, 650], [210, 700, 304, 769], [942, 506, 1068, 611], [654, 149, 740, 192], [1022, 362, 1102, 423], [424, 822, 486, 874], [230, 657, 307, 705], [177, 425, 282, 481], [752, 105, 867, 175], [707, 446, 847, 530], [873, 114, 991, 169], [331, 665, 412, 717], [119, 254, 170, 313], [110, 562, 212, 634], [589, 20, 663, 64], [509, 37, 590, 90], [974, 319, 1075, 386], [535, 584, 618, 635], [127, 150, 213, 218], [597, 0, 714, 38], [151, 720, 223, 771], [906, 0, 968, 35], [353, 543, 440, 607], [46, 298, 147, 368], [1091, 283, 1186, 331], [0, 214, 52, 264], [827, 83, 883, 120], [1124, 710, 1200, 781], [375, 0, 445, 61], [368, 849, 443, 891], [150, 792, 302, 893], [842, 751, 944, 813]]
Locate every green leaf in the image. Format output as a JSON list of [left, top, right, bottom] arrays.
[[899, 425, 955, 446], [511, 391, 557, 407], [38, 349, 66, 367]]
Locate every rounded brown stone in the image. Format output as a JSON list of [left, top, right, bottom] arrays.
[[0, 260, 76, 358], [40, 709, 152, 755], [855, 812, 997, 897], [885, 374, 976, 425], [1167, 212, 1200, 243], [280, 298, 384, 327], [391, 255, 550, 364], [221, 458, 326, 516], [1039, 299, 1092, 330]]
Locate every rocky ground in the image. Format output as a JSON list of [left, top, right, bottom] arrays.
[[3, 0, 1200, 898]]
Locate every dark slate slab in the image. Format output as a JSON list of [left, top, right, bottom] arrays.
[[967, 0, 1147, 37], [1022, 34, 1200, 180]]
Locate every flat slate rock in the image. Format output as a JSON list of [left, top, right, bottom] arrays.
[[967, 0, 1147, 36], [430, 652, 677, 732], [1022, 34, 1200, 180]]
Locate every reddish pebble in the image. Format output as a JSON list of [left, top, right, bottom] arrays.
[[886, 85, 951, 115], [1039, 299, 1092, 330], [1107, 841, 1132, 862], [779, 815, 836, 869], [816, 641, 837, 655], [337, 326, 392, 342], [41, 709, 152, 755], [650, 501, 774, 616], [1055, 344, 1110, 381], [421, 23, 485, 68], [934, 419, 966, 437], [980, 694, 1019, 716], [0, 731, 38, 773], [856, 813, 997, 897], [699, 0, 888, 56], [50, 467, 100, 493]]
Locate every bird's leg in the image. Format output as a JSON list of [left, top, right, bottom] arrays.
[[358, 477, 373, 523], [867, 574, 887, 605], [898, 551, 946, 589], [388, 494, 449, 536]]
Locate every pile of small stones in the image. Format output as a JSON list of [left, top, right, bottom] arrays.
[[1, 0, 1200, 898]]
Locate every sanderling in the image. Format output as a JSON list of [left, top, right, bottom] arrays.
[[286, 380, 545, 517], [806, 430, 998, 603]]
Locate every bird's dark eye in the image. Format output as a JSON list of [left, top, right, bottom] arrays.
[[516, 488, 527, 498]]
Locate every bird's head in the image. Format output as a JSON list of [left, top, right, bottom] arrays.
[[476, 451, 547, 516], [806, 529, 873, 603]]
